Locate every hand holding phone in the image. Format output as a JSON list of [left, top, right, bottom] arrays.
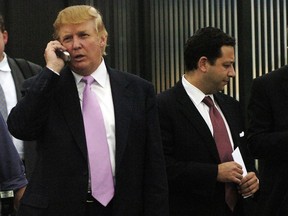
[[55, 49, 71, 62]]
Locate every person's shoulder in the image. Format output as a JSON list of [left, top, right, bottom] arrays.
[[157, 85, 176, 97], [215, 92, 239, 106], [157, 82, 180, 102], [8, 56, 42, 76], [27, 60, 42, 70], [255, 65, 288, 82], [109, 67, 153, 87]]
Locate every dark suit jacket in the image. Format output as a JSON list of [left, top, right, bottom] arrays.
[[247, 65, 288, 216], [7, 56, 42, 179], [0, 113, 27, 191], [7, 65, 168, 216], [157, 81, 256, 216]]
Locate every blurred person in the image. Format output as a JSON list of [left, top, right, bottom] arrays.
[[0, 112, 27, 216], [0, 14, 42, 179], [247, 65, 288, 215], [7, 5, 168, 216], [157, 27, 259, 216]]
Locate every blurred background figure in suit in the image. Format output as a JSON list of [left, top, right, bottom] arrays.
[[247, 65, 288, 215], [0, 112, 27, 216], [0, 14, 41, 179]]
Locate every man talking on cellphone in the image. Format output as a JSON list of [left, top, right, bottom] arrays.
[[7, 5, 168, 216]]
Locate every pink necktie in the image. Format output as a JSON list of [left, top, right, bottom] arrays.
[[203, 96, 237, 211], [82, 76, 114, 206]]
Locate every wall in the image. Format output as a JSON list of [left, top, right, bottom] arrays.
[[1, 0, 287, 111]]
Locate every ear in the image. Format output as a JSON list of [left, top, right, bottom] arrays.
[[2, 30, 8, 45], [99, 34, 107, 47], [198, 56, 208, 72]]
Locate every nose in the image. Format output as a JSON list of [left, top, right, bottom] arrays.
[[72, 37, 81, 50], [228, 65, 236, 77]]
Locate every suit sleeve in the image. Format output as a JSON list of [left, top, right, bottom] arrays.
[[7, 67, 59, 141], [0, 114, 27, 191], [143, 85, 169, 216]]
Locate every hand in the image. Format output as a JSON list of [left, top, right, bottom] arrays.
[[14, 186, 26, 210], [238, 172, 259, 197], [217, 161, 243, 184], [44, 40, 67, 73]]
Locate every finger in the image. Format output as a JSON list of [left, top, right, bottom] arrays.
[[239, 178, 259, 196], [231, 174, 242, 184], [240, 172, 257, 185]]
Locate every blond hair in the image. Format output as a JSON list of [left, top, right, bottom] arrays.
[[53, 5, 108, 55]]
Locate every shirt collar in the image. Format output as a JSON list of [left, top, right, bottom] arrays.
[[182, 75, 214, 105], [73, 58, 108, 87], [0, 53, 11, 72]]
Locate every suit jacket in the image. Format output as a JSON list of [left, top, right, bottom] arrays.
[[7, 65, 169, 216], [0, 113, 27, 191], [7, 56, 42, 179], [247, 65, 288, 216], [157, 81, 256, 216]]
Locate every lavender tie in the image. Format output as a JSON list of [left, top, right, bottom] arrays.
[[82, 76, 114, 206], [203, 96, 237, 211]]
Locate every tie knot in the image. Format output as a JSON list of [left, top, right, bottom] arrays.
[[202, 96, 214, 108], [82, 75, 95, 86]]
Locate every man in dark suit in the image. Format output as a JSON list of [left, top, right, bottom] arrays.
[[0, 112, 27, 215], [7, 5, 168, 216], [247, 66, 288, 215], [0, 14, 41, 179], [157, 27, 259, 216]]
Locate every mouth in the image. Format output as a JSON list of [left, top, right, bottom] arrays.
[[73, 54, 85, 61]]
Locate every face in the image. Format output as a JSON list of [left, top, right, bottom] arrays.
[[203, 45, 235, 94], [58, 20, 107, 76], [0, 30, 8, 61]]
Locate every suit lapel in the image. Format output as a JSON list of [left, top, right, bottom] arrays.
[[108, 68, 133, 169], [174, 82, 220, 162], [54, 66, 134, 165], [55, 68, 88, 159]]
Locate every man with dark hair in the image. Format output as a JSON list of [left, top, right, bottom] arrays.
[[0, 14, 41, 179], [157, 27, 259, 216]]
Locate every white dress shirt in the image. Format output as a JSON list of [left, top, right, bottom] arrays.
[[72, 59, 116, 178], [0, 53, 24, 159], [182, 75, 235, 149]]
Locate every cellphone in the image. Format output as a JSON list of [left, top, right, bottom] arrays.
[[55, 49, 71, 62]]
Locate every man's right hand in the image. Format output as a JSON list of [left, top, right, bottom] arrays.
[[217, 161, 243, 184], [44, 40, 67, 73]]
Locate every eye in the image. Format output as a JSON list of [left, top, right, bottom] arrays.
[[224, 64, 230, 69], [224, 63, 234, 69], [79, 33, 89, 38], [62, 36, 72, 43]]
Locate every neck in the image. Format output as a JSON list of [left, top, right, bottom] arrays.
[[0, 53, 4, 62]]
